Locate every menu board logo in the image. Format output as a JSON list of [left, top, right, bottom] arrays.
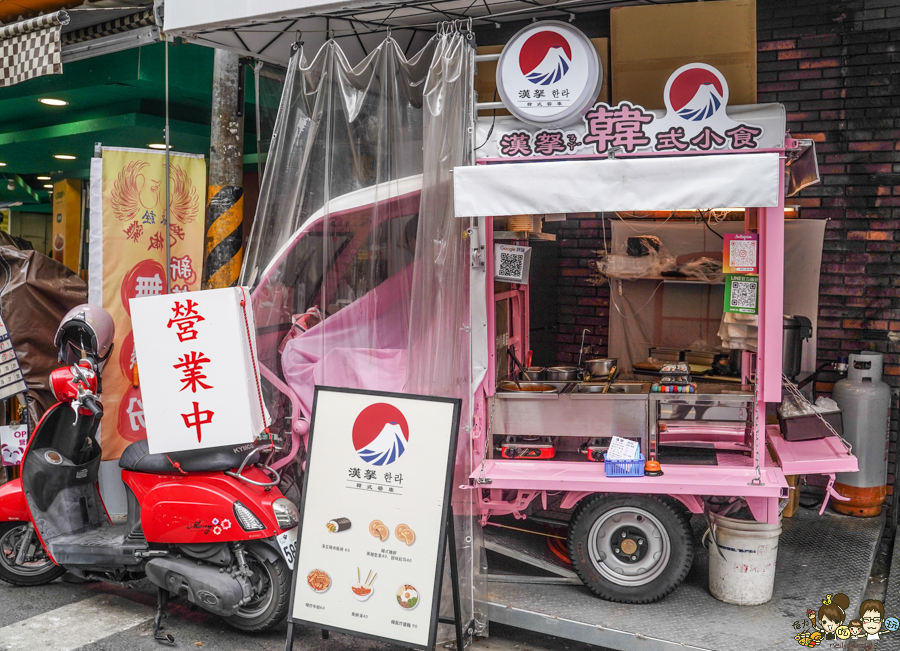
[[352, 403, 410, 466]]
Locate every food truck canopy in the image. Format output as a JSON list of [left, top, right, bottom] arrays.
[[453, 152, 780, 218], [163, 0, 625, 64]]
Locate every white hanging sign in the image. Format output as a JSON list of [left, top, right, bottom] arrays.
[[289, 388, 461, 650], [496, 21, 602, 127], [130, 287, 265, 454]]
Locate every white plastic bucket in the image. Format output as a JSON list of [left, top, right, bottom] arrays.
[[705, 513, 782, 606]]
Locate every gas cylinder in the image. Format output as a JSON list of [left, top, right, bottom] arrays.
[[832, 352, 891, 517]]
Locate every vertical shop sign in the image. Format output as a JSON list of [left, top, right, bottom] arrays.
[[289, 388, 460, 651], [130, 287, 264, 455], [88, 147, 206, 460]]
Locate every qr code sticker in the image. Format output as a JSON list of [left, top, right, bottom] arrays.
[[729, 240, 757, 268], [730, 280, 758, 309], [498, 251, 525, 279]]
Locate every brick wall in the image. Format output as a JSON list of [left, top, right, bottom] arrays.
[[548, 214, 612, 364], [756, 0, 900, 526]]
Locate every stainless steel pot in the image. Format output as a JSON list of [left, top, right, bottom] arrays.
[[498, 381, 559, 393], [523, 367, 546, 380], [545, 366, 581, 381], [584, 358, 617, 378]]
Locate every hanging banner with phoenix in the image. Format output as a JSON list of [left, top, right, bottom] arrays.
[[88, 147, 206, 460]]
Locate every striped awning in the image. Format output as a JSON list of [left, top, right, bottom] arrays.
[[0, 10, 69, 87], [62, 9, 154, 46]]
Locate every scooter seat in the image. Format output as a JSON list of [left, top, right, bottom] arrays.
[[118, 439, 260, 474]]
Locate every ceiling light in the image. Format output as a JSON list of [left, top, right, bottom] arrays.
[[40, 98, 68, 106], [0, 162, 6, 167], [43, 184, 53, 189], [36, 175, 50, 180], [148, 143, 172, 150], [54, 154, 76, 160], [6, 180, 14, 192]]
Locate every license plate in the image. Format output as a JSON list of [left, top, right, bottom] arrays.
[[276, 527, 298, 570]]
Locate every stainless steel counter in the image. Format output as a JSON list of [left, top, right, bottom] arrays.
[[491, 382, 651, 450]]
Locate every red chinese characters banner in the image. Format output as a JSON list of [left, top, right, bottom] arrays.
[[88, 147, 206, 460], [130, 288, 263, 456]]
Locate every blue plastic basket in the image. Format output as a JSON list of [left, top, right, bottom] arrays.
[[603, 453, 645, 477]]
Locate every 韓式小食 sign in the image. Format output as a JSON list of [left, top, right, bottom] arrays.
[[129, 286, 265, 454], [289, 387, 461, 650], [488, 62, 780, 159]]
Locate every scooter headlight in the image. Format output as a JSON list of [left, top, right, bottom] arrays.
[[233, 501, 266, 532], [272, 498, 299, 530]]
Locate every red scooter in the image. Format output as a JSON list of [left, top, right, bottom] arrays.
[[0, 305, 299, 643]]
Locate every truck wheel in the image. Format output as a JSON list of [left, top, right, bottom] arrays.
[[0, 523, 66, 586], [567, 494, 693, 604], [225, 548, 290, 632]]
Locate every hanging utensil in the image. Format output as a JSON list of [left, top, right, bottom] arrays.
[[507, 348, 532, 382], [577, 328, 591, 369], [601, 364, 619, 394]]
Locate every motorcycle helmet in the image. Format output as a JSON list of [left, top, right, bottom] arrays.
[[55, 304, 115, 368]]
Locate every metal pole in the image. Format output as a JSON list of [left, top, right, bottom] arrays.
[[203, 49, 245, 289], [164, 37, 171, 293], [254, 60, 264, 182]]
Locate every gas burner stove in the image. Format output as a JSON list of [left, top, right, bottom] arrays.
[[581, 437, 606, 462], [500, 436, 556, 460]]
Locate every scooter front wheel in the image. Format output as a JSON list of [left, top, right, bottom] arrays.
[[225, 547, 290, 632], [0, 522, 66, 586]]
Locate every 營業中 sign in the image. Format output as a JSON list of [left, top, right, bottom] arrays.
[[289, 387, 461, 650], [130, 287, 265, 454]]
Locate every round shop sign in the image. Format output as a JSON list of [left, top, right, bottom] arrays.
[[496, 20, 602, 127]]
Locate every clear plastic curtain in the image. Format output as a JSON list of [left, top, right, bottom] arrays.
[[254, 63, 287, 180], [241, 27, 484, 638], [406, 28, 481, 640]]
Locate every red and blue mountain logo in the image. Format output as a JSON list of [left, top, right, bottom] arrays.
[[666, 65, 727, 121], [519, 31, 572, 86], [352, 403, 410, 466]]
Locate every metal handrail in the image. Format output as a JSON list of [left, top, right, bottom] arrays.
[[225, 444, 281, 488]]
